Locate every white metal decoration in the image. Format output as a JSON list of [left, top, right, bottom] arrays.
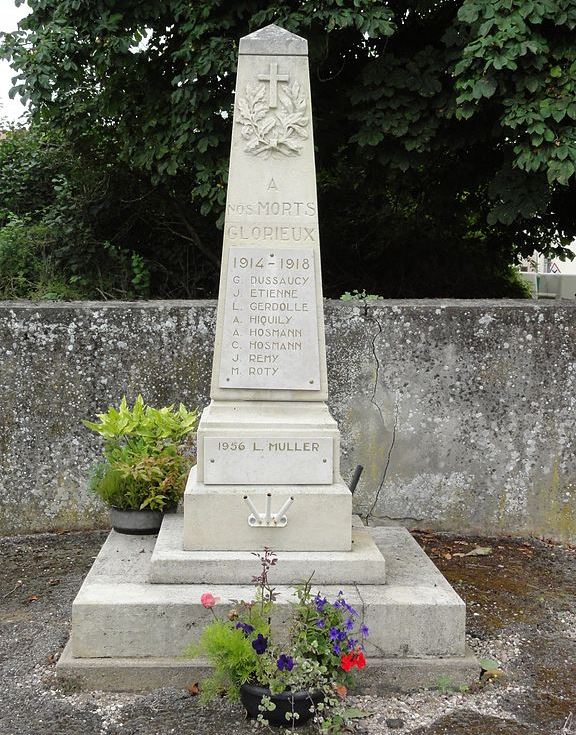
[[243, 493, 294, 527]]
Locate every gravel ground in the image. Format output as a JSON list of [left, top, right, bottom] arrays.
[[0, 529, 574, 735]]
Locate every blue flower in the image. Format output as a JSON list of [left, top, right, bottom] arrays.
[[316, 619, 325, 629], [235, 622, 254, 636], [314, 594, 327, 612], [345, 618, 354, 632], [343, 601, 358, 617], [332, 643, 341, 655], [334, 593, 358, 616], [252, 633, 268, 654], [360, 623, 369, 638], [330, 628, 344, 642], [277, 654, 294, 671]]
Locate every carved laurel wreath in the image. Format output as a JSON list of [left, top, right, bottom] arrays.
[[236, 82, 309, 158]]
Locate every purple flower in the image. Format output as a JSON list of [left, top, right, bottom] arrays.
[[252, 633, 268, 654], [332, 643, 341, 655], [345, 618, 354, 632], [329, 627, 340, 642], [314, 594, 327, 612], [277, 654, 294, 671], [334, 593, 358, 616], [235, 622, 254, 636], [360, 623, 369, 638], [348, 638, 358, 649], [343, 601, 358, 617], [316, 619, 325, 629]]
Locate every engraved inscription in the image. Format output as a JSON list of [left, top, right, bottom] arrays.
[[219, 246, 320, 390], [227, 224, 316, 241], [227, 201, 316, 217], [204, 436, 333, 485]]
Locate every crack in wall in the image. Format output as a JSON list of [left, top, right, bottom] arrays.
[[363, 305, 399, 526]]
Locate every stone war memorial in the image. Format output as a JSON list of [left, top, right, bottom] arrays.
[[58, 25, 478, 690]]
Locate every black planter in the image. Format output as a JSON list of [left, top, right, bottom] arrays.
[[240, 683, 322, 727], [109, 508, 164, 535]]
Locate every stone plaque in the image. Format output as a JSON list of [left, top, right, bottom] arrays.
[[218, 246, 320, 390], [203, 436, 333, 485]]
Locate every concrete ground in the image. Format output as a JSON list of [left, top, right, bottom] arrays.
[[0, 529, 574, 735]]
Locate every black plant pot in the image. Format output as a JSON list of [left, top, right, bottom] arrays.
[[240, 684, 322, 727], [109, 507, 164, 535]]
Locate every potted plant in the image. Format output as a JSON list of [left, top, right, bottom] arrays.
[[188, 549, 369, 732], [84, 395, 198, 534]]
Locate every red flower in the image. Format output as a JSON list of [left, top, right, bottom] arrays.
[[340, 650, 367, 672], [340, 653, 354, 672], [200, 592, 220, 609]]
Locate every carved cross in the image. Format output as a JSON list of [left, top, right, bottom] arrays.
[[258, 62, 289, 108]]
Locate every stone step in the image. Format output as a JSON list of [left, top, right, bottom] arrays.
[[68, 526, 467, 661], [57, 642, 480, 693], [148, 514, 386, 584]]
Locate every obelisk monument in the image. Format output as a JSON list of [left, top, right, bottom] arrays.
[[183, 25, 360, 554], [58, 26, 475, 689]]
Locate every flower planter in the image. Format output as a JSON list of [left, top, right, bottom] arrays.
[[240, 683, 322, 727], [109, 508, 164, 535]]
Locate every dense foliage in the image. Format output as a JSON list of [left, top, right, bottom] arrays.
[[2, 0, 575, 298], [85, 395, 198, 511]]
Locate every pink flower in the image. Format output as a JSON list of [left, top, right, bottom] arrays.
[[201, 592, 220, 609]]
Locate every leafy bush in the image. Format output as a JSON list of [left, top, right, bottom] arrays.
[[0, 126, 155, 300], [84, 396, 198, 511], [191, 620, 260, 702], [0, 213, 82, 299]]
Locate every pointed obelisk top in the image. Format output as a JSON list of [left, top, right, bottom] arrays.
[[239, 23, 308, 56]]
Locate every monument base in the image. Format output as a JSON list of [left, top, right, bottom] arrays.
[[150, 515, 385, 584], [57, 524, 479, 692], [57, 642, 480, 694], [183, 467, 353, 551]]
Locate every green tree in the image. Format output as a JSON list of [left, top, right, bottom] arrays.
[[1, 0, 575, 298]]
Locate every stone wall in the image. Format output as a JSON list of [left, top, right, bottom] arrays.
[[1, 300, 575, 542]]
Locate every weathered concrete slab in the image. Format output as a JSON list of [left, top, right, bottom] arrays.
[[63, 527, 468, 669], [149, 514, 386, 584], [57, 640, 479, 693]]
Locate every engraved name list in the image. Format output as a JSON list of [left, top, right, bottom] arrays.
[[219, 245, 320, 390]]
